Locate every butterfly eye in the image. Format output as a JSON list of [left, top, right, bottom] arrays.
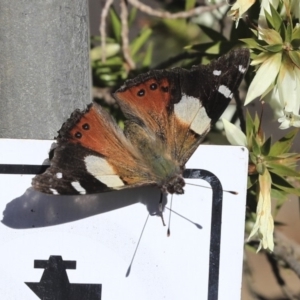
[[75, 132, 82, 138], [137, 89, 145, 97], [150, 83, 157, 90], [82, 123, 90, 130], [161, 86, 169, 93]]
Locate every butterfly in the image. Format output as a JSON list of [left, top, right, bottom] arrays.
[[32, 49, 250, 196]]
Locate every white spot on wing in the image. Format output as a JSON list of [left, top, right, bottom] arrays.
[[71, 181, 86, 194], [174, 94, 211, 135], [239, 65, 246, 73], [84, 155, 124, 188], [56, 172, 63, 179], [218, 85, 232, 98], [50, 188, 59, 195], [213, 70, 221, 76]]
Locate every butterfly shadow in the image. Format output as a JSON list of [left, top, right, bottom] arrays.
[[1, 186, 166, 229]]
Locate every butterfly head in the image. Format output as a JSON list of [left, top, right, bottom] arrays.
[[162, 174, 185, 195]]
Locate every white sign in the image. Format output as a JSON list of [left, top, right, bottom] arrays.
[[0, 139, 248, 300]]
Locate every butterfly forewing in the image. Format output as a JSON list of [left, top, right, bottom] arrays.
[[32, 49, 249, 195]]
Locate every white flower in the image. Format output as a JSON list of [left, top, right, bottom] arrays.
[[278, 110, 300, 129], [268, 56, 300, 129], [228, 0, 256, 27], [245, 52, 282, 105], [248, 169, 274, 252]]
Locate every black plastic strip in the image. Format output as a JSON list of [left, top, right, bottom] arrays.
[[183, 169, 223, 300], [0, 164, 49, 174]]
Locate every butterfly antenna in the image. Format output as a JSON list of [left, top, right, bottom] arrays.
[[165, 206, 202, 230], [126, 213, 150, 277], [158, 192, 166, 226], [167, 194, 173, 237], [185, 182, 238, 195]]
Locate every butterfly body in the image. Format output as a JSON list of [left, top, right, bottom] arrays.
[[32, 49, 250, 196]]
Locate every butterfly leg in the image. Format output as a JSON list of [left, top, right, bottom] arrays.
[[158, 192, 166, 226]]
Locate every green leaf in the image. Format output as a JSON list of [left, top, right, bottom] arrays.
[[272, 182, 300, 197], [90, 44, 120, 61], [268, 128, 299, 156], [261, 136, 272, 155], [253, 113, 260, 135], [199, 25, 227, 42], [240, 38, 265, 50], [142, 42, 153, 67], [128, 7, 138, 26], [267, 162, 300, 177], [292, 25, 300, 40], [185, 0, 196, 11], [249, 152, 257, 164], [248, 175, 258, 189], [109, 7, 122, 43], [269, 3, 283, 32], [271, 188, 288, 208], [95, 56, 123, 66], [270, 171, 295, 188], [130, 28, 152, 57], [246, 110, 254, 140], [289, 51, 300, 69], [252, 135, 261, 155], [263, 44, 282, 52], [186, 41, 234, 55], [291, 39, 300, 49], [264, 9, 275, 30], [285, 22, 292, 43], [270, 172, 300, 196]]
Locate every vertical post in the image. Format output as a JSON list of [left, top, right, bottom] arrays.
[[0, 0, 91, 139]]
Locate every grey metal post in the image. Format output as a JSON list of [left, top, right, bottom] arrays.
[[0, 0, 91, 139]]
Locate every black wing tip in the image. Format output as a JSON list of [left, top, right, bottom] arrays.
[[117, 48, 250, 94]]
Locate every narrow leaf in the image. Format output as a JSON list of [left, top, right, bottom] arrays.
[[130, 28, 152, 57], [267, 162, 300, 177], [263, 44, 283, 52], [142, 42, 153, 67], [109, 7, 121, 43], [128, 7, 138, 26], [268, 128, 299, 156], [272, 182, 300, 197], [269, 3, 283, 32], [252, 135, 261, 155], [246, 110, 254, 140], [289, 51, 300, 69], [261, 136, 272, 155], [185, 0, 196, 11]]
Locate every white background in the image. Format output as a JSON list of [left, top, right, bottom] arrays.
[[0, 139, 248, 300]]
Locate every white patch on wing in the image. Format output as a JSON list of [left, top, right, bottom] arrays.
[[218, 85, 232, 98], [71, 181, 86, 194], [50, 188, 59, 195], [174, 94, 211, 135], [56, 172, 63, 179], [84, 155, 124, 187], [239, 65, 246, 73], [213, 70, 221, 76]]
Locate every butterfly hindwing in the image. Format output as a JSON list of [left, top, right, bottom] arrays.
[[32, 104, 158, 195]]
